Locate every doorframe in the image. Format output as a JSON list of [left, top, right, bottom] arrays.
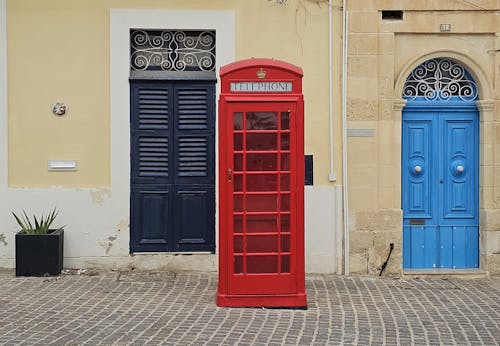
[[110, 9, 235, 256], [393, 53, 495, 270]]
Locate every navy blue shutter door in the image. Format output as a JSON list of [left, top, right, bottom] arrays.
[[130, 82, 173, 252], [173, 84, 215, 252], [130, 81, 215, 253]]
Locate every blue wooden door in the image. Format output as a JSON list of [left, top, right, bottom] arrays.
[[402, 107, 479, 268], [130, 81, 215, 252]]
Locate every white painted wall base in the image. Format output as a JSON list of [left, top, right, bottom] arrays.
[[65, 253, 217, 272], [305, 185, 342, 273], [0, 186, 342, 274]]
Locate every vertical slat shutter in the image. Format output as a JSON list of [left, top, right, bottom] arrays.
[[131, 84, 171, 185], [130, 81, 215, 252], [178, 138, 208, 177], [175, 85, 214, 183], [173, 84, 215, 251]]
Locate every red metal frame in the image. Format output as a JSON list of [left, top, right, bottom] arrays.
[[217, 59, 306, 307]]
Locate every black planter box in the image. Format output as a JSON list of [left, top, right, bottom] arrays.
[[15, 229, 64, 276]]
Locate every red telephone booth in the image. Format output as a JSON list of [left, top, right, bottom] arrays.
[[217, 59, 306, 308]]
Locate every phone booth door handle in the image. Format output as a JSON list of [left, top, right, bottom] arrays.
[[228, 168, 232, 182]]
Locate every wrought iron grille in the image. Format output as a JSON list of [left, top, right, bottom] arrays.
[[403, 58, 478, 101], [130, 30, 216, 72]]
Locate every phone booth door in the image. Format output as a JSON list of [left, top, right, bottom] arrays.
[[217, 59, 306, 308]]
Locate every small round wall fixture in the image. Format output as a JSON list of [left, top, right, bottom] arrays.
[[52, 102, 67, 116]]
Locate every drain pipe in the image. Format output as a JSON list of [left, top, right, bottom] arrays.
[[328, 0, 336, 182], [341, 0, 350, 275]]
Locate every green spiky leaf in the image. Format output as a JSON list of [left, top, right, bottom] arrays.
[[12, 208, 63, 235]]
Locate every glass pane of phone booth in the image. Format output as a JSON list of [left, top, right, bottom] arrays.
[[232, 111, 292, 275]]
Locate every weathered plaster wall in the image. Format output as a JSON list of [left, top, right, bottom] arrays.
[[6, 0, 343, 188], [346, 2, 500, 274], [0, 0, 344, 273]]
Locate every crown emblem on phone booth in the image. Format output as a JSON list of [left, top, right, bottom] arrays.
[[256, 68, 267, 79]]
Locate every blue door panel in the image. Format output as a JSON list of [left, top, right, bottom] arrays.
[[403, 226, 411, 268], [406, 226, 438, 268], [465, 226, 479, 268], [174, 185, 215, 251], [439, 226, 479, 268], [440, 116, 478, 224], [131, 135, 170, 185], [439, 226, 453, 268], [402, 118, 434, 220], [403, 107, 479, 269], [423, 226, 438, 268], [173, 84, 216, 185], [130, 84, 172, 186], [130, 187, 170, 251], [452, 226, 467, 268], [409, 226, 425, 268], [450, 226, 480, 268], [174, 134, 215, 182], [130, 81, 215, 253]]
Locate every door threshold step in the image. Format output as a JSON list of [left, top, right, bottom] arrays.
[[403, 268, 487, 279]]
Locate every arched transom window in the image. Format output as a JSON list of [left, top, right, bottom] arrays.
[[403, 58, 478, 101]]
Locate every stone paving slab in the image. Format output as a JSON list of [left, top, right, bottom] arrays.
[[0, 270, 499, 345]]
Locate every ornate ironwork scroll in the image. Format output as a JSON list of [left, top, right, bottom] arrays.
[[130, 30, 215, 72], [403, 58, 477, 101]]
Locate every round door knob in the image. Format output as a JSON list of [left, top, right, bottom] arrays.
[[414, 165, 422, 173], [456, 165, 464, 173]]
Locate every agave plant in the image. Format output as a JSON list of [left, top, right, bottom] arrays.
[[12, 208, 63, 235]]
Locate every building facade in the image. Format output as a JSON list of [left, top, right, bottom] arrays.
[[346, 1, 500, 275], [0, 0, 344, 274], [1, 0, 499, 276]]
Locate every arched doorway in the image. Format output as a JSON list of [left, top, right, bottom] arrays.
[[402, 58, 479, 269]]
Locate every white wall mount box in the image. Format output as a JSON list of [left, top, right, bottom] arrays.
[[48, 160, 77, 171]]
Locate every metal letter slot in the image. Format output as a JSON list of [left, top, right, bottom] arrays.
[[409, 219, 425, 226]]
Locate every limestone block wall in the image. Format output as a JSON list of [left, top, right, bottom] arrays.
[[346, 1, 500, 275]]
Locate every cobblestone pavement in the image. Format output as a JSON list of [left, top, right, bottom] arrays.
[[0, 270, 499, 345]]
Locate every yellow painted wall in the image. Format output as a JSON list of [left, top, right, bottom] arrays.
[[7, 0, 343, 187]]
